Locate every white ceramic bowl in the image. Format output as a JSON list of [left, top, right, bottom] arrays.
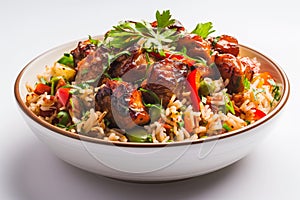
[[14, 39, 290, 182]]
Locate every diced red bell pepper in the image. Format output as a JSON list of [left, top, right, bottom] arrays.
[[34, 83, 51, 95], [252, 108, 266, 120], [187, 69, 201, 110], [56, 87, 71, 107]]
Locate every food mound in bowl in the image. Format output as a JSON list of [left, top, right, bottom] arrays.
[[25, 10, 282, 143]]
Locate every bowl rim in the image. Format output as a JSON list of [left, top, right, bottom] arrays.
[[14, 39, 290, 148]]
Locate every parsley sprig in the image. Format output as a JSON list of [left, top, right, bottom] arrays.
[[156, 10, 176, 28], [191, 22, 215, 39], [104, 10, 181, 56]]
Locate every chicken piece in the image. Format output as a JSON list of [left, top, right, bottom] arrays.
[[71, 39, 97, 67], [176, 34, 213, 64], [215, 53, 254, 94], [95, 80, 150, 129], [75, 45, 110, 86], [210, 35, 239, 57], [141, 58, 189, 107], [108, 45, 148, 82]]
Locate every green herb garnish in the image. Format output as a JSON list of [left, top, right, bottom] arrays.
[[268, 78, 281, 107], [88, 35, 101, 46], [104, 10, 181, 56], [50, 76, 63, 96], [191, 22, 215, 39], [57, 53, 74, 68], [172, 47, 207, 65], [178, 121, 184, 128], [222, 123, 231, 131], [155, 10, 176, 28], [40, 77, 50, 86], [139, 88, 160, 105], [225, 93, 235, 114], [243, 76, 251, 90], [252, 88, 265, 101], [104, 21, 142, 49]]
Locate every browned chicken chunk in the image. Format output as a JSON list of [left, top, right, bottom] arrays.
[[176, 34, 213, 64], [71, 39, 97, 67], [74, 45, 110, 86], [210, 35, 239, 57], [95, 80, 150, 129], [215, 53, 254, 94], [141, 58, 189, 107], [108, 45, 148, 82]]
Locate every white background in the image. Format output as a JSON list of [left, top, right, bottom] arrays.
[[1, 0, 299, 199]]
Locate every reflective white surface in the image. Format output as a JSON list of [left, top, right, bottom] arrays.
[[1, 0, 299, 199]]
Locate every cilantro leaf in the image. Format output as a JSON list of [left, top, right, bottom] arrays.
[[191, 22, 215, 39], [156, 10, 175, 28]]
